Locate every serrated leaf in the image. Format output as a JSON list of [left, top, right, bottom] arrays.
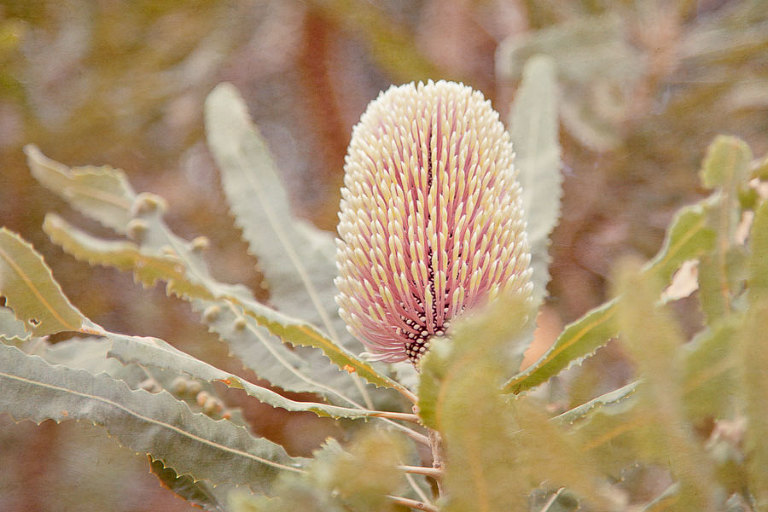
[[504, 200, 716, 394], [739, 301, 768, 508], [0, 228, 87, 336], [699, 135, 752, 190], [613, 259, 719, 509], [31, 149, 393, 406], [234, 294, 408, 396], [0, 343, 307, 490], [697, 136, 752, 322], [509, 54, 561, 309], [24, 144, 137, 233], [553, 379, 639, 426], [148, 456, 226, 512], [418, 294, 532, 511], [204, 83, 348, 349], [0, 305, 31, 340], [748, 198, 768, 301], [682, 320, 740, 421], [105, 332, 376, 420], [43, 214, 215, 301]]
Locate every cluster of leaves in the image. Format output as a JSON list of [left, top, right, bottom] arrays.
[[2, 52, 768, 512]]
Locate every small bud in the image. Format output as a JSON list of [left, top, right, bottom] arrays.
[[171, 376, 187, 395], [203, 396, 224, 415], [131, 192, 168, 217], [186, 380, 202, 396], [191, 236, 210, 252], [126, 219, 148, 242], [203, 305, 221, 323], [196, 391, 210, 407], [233, 316, 247, 331]]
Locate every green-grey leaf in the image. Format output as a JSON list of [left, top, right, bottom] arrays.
[[105, 332, 376, 419], [682, 320, 739, 421], [148, 456, 226, 512], [0, 343, 307, 489], [553, 379, 640, 426], [509, 54, 561, 309], [699, 135, 751, 190], [418, 294, 532, 511], [748, 198, 768, 301], [28, 148, 397, 404], [614, 259, 719, 509], [0, 305, 31, 340], [697, 136, 751, 322], [504, 200, 716, 394], [0, 228, 87, 336], [739, 301, 768, 507], [204, 83, 348, 350], [25, 144, 137, 233]]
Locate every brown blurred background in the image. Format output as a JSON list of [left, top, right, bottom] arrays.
[[0, 0, 766, 510]]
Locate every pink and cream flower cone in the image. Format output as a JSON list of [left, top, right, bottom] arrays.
[[335, 80, 532, 364]]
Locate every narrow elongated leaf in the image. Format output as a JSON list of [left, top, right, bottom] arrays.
[[148, 457, 226, 512], [0, 343, 307, 489], [614, 260, 719, 510], [697, 136, 751, 322], [204, 83, 347, 348], [553, 379, 639, 426], [748, 198, 768, 301], [234, 295, 407, 395], [31, 149, 392, 405], [504, 200, 716, 394], [44, 214, 215, 301], [0, 228, 87, 336], [682, 320, 739, 421], [418, 295, 532, 511], [509, 54, 561, 309], [25, 144, 137, 233], [0, 305, 31, 340], [106, 332, 375, 419], [742, 199, 768, 506], [739, 302, 768, 507]]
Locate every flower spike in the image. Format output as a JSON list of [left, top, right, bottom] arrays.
[[335, 80, 532, 364]]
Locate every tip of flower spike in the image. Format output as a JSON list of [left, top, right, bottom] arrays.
[[335, 80, 532, 364]]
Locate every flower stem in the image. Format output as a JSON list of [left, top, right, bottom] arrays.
[[398, 465, 443, 478], [386, 495, 439, 512]]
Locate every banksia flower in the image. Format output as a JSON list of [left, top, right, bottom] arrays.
[[335, 80, 532, 364]]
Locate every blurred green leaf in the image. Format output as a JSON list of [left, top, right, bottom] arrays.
[[698, 136, 752, 322], [418, 294, 531, 511], [0, 343, 308, 490], [497, 14, 641, 150], [748, 198, 768, 301], [0, 228, 87, 336], [682, 320, 740, 421], [509, 54, 561, 309], [25, 145, 137, 233], [742, 198, 768, 507], [613, 259, 719, 510], [553, 379, 639, 426], [148, 456, 225, 512], [309, 429, 407, 512], [699, 136, 752, 190], [505, 198, 716, 394], [739, 301, 768, 508]]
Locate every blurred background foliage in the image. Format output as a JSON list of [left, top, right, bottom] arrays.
[[0, 0, 766, 510]]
